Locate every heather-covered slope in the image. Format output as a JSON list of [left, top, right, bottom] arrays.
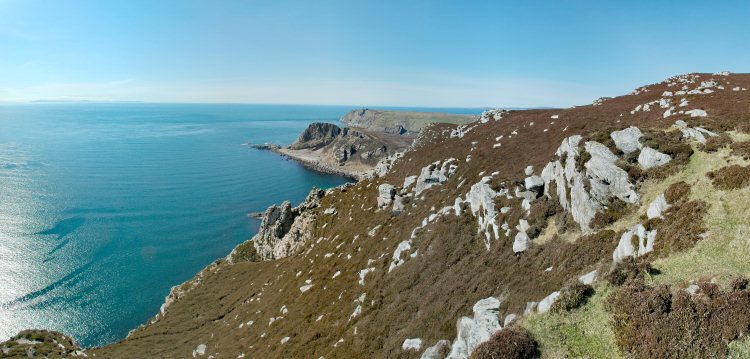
[[5, 72, 750, 359]]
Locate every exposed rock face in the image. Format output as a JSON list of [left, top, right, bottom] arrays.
[[421, 340, 451, 359], [415, 159, 458, 195], [372, 151, 405, 178], [402, 338, 423, 351], [647, 193, 670, 219], [447, 297, 503, 359], [513, 231, 531, 253], [231, 188, 325, 261], [675, 120, 718, 143], [579, 270, 597, 285], [537, 291, 561, 314], [289, 122, 342, 150], [638, 147, 672, 169], [377, 184, 396, 209], [524, 175, 544, 196], [610, 126, 644, 154], [541, 134, 654, 232], [612, 224, 656, 262]]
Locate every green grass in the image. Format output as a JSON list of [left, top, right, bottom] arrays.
[[521, 145, 750, 358], [650, 147, 750, 288], [521, 284, 623, 359]]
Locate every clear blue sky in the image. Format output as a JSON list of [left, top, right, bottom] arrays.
[[1, 0, 748, 107]]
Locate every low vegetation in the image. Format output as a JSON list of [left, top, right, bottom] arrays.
[[607, 278, 750, 359], [469, 327, 537, 359], [707, 164, 750, 190], [550, 280, 594, 313]]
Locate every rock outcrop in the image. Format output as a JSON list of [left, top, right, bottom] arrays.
[[230, 188, 325, 261], [289, 122, 342, 150], [272, 123, 413, 180], [446, 297, 503, 359], [541, 129, 672, 232]]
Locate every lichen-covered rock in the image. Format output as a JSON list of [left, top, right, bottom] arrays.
[[463, 177, 502, 249], [579, 270, 597, 285], [446, 297, 503, 359], [612, 224, 656, 262], [392, 195, 406, 213], [610, 126, 644, 154], [537, 291, 561, 314], [402, 338, 423, 351], [415, 159, 458, 195], [675, 120, 718, 144], [524, 175, 544, 195], [638, 147, 672, 169], [229, 188, 325, 261], [377, 183, 396, 209], [647, 193, 670, 219], [513, 231, 530, 253], [421, 340, 451, 359], [584, 141, 639, 204]]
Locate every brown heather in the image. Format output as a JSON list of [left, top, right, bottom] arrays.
[[707, 164, 750, 190], [607, 279, 750, 359], [468, 327, 537, 359]]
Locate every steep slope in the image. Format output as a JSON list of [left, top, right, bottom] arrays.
[[5, 72, 750, 359]]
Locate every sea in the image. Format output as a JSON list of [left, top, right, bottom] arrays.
[[0, 103, 481, 347]]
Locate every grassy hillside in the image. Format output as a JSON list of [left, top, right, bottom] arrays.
[[340, 108, 478, 133]]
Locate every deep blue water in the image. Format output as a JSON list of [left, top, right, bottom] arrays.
[[0, 103, 481, 347]]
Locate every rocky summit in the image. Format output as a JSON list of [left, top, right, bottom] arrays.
[[6, 72, 750, 358]]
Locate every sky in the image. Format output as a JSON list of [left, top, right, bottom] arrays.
[[0, 0, 748, 108]]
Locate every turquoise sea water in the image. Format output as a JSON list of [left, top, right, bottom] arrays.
[[0, 103, 480, 347]]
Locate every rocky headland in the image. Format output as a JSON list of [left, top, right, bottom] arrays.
[[251, 122, 415, 180]]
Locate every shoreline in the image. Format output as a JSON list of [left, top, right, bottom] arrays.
[[247, 143, 365, 181]]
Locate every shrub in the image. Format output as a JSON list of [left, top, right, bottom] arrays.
[[469, 327, 538, 359], [606, 278, 750, 359], [230, 241, 261, 263], [591, 197, 630, 230], [730, 141, 750, 160], [642, 130, 694, 163], [702, 133, 732, 152], [605, 257, 652, 286], [706, 164, 750, 190], [554, 211, 578, 234], [652, 199, 708, 256], [550, 280, 594, 312], [663, 181, 691, 203]]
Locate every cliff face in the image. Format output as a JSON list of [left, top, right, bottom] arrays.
[[9, 72, 750, 359], [289, 122, 342, 150], [231, 187, 326, 261], [340, 108, 477, 134], [275, 122, 414, 179]]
